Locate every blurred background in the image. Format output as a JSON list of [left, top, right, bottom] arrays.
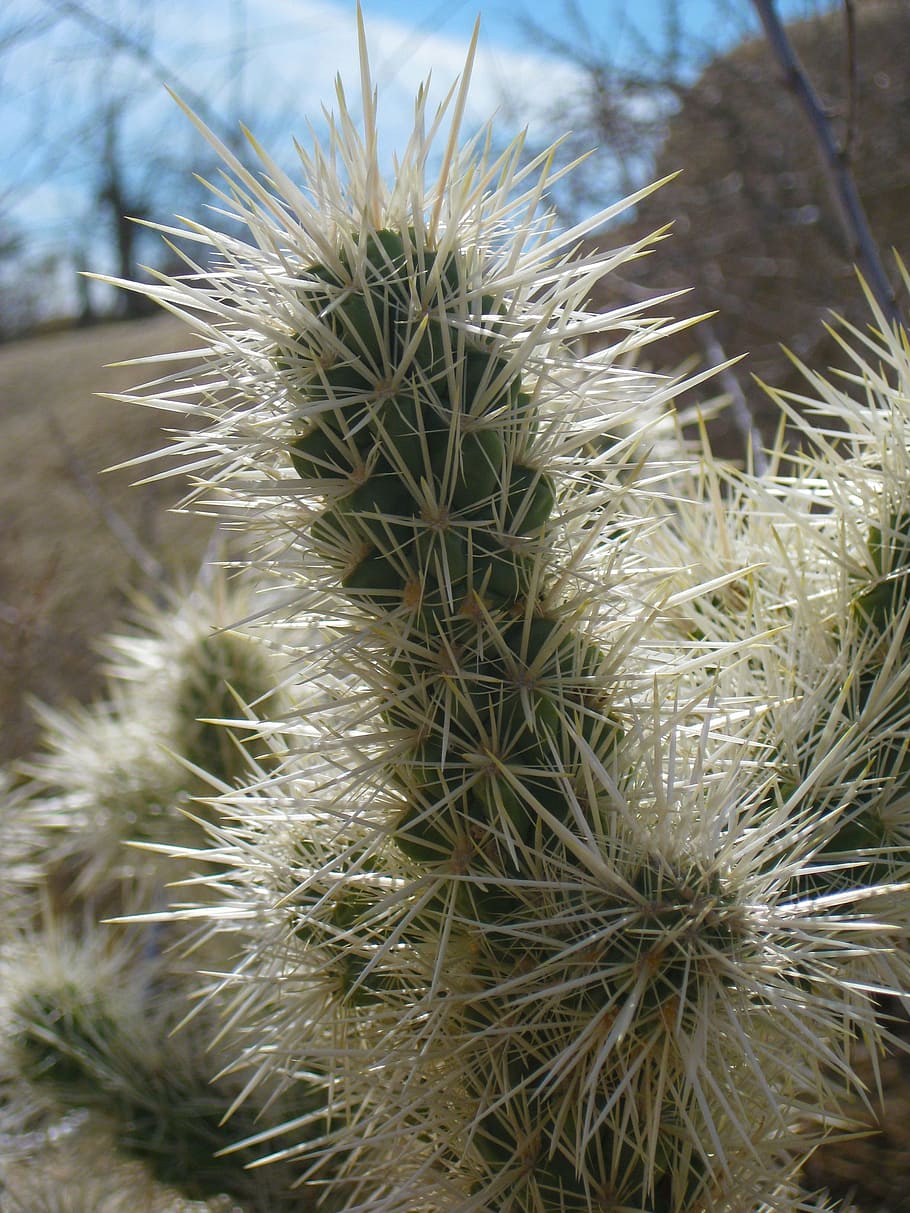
[[1, 0, 863, 336]]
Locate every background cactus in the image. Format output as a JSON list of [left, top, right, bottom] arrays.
[[2, 932, 291, 1206], [0, 570, 342, 1210], [15, 568, 286, 911]]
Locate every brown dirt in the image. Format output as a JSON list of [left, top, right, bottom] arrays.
[[0, 316, 214, 763]]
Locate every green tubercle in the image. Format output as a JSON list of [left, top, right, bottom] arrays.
[[855, 510, 910, 630]]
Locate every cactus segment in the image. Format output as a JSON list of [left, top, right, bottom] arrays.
[[339, 462, 415, 519], [279, 223, 665, 1210], [331, 290, 396, 372], [460, 998, 710, 1213], [326, 243, 401, 372], [869, 512, 910, 575], [473, 772, 534, 844], [788, 721, 910, 895], [451, 858, 729, 1213], [341, 550, 406, 606], [855, 510, 910, 629], [781, 509, 910, 896], [502, 616, 607, 686], [376, 394, 435, 483], [287, 231, 525, 516], [393, 800, 456, 863], [293, 883, 400, 1006], [341, 228, 412, 296], [310, 506, 369, 557], [405, 316, 451, 389], [446, 428, 506, 512], [320, 231, 517, 416], [413, 528, 470, 615], [308, 360, 377, 397], [506, 465, 556, 534], [461, 348, 519, 414], [469, 534, 535, 603]]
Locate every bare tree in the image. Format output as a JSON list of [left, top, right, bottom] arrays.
[[96, 102, 155, 317], [512, 0, 774, 221], [0, 0, 287, 334], [752, 0, 901, 327], [513, 0, 908, 459]]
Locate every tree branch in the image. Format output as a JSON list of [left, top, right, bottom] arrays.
[[751, 0, 902, 329], [697, 319, 769, 474], [41, 0, 236, 145], [843, 0, 858, 164]]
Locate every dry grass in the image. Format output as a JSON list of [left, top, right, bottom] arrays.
[[0, 316, 214, 763]]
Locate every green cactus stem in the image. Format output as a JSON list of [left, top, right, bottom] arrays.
[[8, 953, 332, 1209], [774, 510, 910, 896], [106, 34, 910, 1210], [277, 225, 740, 1210]]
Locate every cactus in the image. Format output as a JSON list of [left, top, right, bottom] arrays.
[[0, 932, 329, 1210], [0, 572, 341, 1209], [96, 14, 910, 1213], [16, 568, 287, 909]]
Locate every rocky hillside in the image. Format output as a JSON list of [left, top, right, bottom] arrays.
[[600, 0, 910, 458]]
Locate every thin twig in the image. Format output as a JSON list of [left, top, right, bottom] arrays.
[[698, 320, 769, 474], [603, 271, 767, 471], [842, 0, 858, 164], [40, 0, 236, 145], [751, 0, 901, 329]]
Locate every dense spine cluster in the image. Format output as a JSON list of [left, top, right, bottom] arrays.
[[286, 230, 548, 613], [773, 477, 910, 898], [0, 575, 331, 1211], [266, 220, 782, 1213], [279, 224, 619, 863]]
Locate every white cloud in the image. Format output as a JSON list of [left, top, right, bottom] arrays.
[[152, 0, 588, 159]]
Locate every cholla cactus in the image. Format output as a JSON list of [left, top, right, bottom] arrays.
[[0, 569, 348, 1210], [637, 291, 910, 909], [0, 769, 48, 938], [17, 566, 288, 908], [0, 929, 326, 1211], [759, 304, 910, 895], [102, 14, 910, 1213]]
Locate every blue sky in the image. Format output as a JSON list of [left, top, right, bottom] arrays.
[[0, 0, 832, 313], [4, 1, 831, 207], [4, 1, 832, 172], [129, 1, 828, 143]]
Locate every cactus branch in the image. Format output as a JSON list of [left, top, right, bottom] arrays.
[[94, 18, 910, 1213]]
